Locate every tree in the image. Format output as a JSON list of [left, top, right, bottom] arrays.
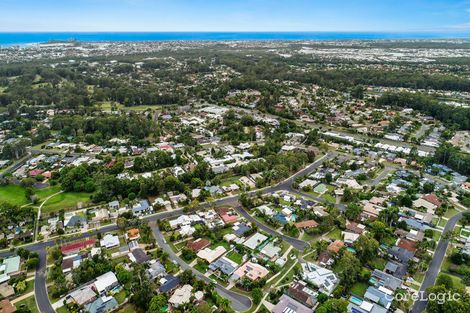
[[252, 288, 263, 304], [436, 274, 454, 290], [345, 203, 362, 220], [196, 303, 212, 313], [316, 298, 348, 313], [325, 172, 333, 184], [353, 235, 379, 262], [426, 284, 470, 313], [148, 294, 167, 313], [15, 280, 27, 293], [180, 269, 195, 285], [423, 182, 435, 193], [370, 220, 389, 241], [25, 257, 39, 270], [336, 252, 361, 286]]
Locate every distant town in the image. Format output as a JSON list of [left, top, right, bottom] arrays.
[[0, 39, 469, 313]]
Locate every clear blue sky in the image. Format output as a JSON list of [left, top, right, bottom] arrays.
[[1, 0, 470, 32]]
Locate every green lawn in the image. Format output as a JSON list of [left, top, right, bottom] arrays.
[[301, 231, 319, 243], [226, 251, 243, 264], [115, 289, 127, 304], [322, 194, 336, 203], [0, 184, 29, 206], [15, 295, 39, 313], [444, 208, 459, 218], [412, 272, 425, 283], [209, 241, 230, 250], [327, 228, 342, 240], [194, 262, 209, 273], [35, 185, 62, 200], [117, 304, 137, 313], [42, 191, 93, 213], [438, 273, 465, 290], [350, 282, 369, 297], [220, 175, 242, 187], [438, 218, 448, 228], [367, 257, 387, 271]]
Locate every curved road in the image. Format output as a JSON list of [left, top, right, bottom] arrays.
[[151, 224, 252, 312], [411, 210, 468, 313], [235, 205, 309, 251], [0, 153, 335, 313]]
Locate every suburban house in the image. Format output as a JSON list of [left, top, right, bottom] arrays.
[[61, 239, 96, 255], [232, 261, 269, 281], [273, 294, 314, 313], [197, 246, 226, 264], [92, 271, 119, 294], [100, 234, 120, 249], [168, 284, 193, 308], [301, 262, 339, 295]]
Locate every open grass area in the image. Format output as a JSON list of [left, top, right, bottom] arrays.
[[368, 257, 387, 271], [350, 282, 369, 297], [117, 304, 137, 313], [445, 207, 460, 218], [438, 218, 448, 228], [42, 191, 93, 213], [327, 228, 342, 241], [115, 289, 128, 304], [0, 184, 29, 206], [322, 194, 336, 203], [194, 262, 209, 273], [15, 295, 39, 313], [0, 183, 64, 206], [35, 184, 62, 200], [412, 272, 425, 283], [447, 274, 465, 290], [209, 241, 230, 250], [220, 175, 242, 187], [226, 250, 243, 264], [301, 231, 319, 243]]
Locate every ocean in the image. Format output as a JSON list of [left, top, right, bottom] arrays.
[[1, 32, 470, 46]]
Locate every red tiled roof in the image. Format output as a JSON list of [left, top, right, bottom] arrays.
[[188, 238, 210, 252], [327, 240, 344, 254], [397, 239, 417, 253], [1, 299, 16, 313], [346, 221, 365, 234], [294, 220, 318, 229], [422, 194, 442, 208], [61, 239, 96, 255], [217, 207, 238, 223], [29, 169, 44, 177]]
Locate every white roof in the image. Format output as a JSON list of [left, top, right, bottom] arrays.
[[169, 284, 193, 306], [94, 271, 118, 293], [243, 233, 268, 250], [197, 246, 226, 263], [100, 234, 120, 248]]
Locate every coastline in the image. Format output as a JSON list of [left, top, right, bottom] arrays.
[[2, 31, 470, 46]]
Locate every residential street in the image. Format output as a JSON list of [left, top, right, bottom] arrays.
[[151, 224, 253, 312], [411, 210, 468, 313]]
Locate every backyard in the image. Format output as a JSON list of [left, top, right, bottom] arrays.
[[41, 191, 93, 213]]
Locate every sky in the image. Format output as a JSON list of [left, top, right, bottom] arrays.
[[1, 0, 470, 33]]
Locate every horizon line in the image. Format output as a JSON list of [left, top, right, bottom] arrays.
[[1, 30, 470, 34]]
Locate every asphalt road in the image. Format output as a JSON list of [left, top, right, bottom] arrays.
[[367, 166, 395, 187], [411, 210, 467, 313], [151, 224, 252, 312], [35, 249, 55, 313], [235, 205, 310, 251], [0, 152, 334, 312]]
